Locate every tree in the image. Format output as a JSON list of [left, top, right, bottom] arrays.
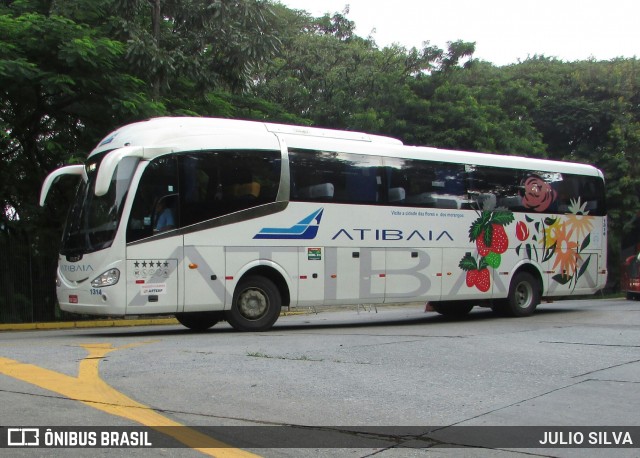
[[254, 7, 438, 133], [0, 0, 164, 320], [0, 0, 161, 231], [393, 50, 546, 155], [114, 0, 282, 99]]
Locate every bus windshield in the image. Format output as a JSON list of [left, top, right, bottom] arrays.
[[61, 152, 138, 256]]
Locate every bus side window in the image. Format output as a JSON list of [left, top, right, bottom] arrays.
[[180, 155, 215, 227], [289, 149, 382, 205], [178, 150, 281, 226], [466, 165, 522, 211], [575, 175, 606, 216], [298, 183, 335, 200], [153, 194, 177, 232], [218, 151, 279, 212], [388, 187, 406, 202], [517, 172, 606, 216], [224, 166, 260, 208], [127, 156, 179, 243], [386, 158, 466, 209]]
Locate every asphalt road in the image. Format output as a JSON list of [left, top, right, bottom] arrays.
[[0, 297, 639, 457]]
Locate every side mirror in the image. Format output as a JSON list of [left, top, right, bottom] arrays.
[[40, 165, 87, 206], [94, 146, 144, 197]]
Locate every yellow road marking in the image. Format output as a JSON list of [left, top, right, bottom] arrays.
[[0, 342, 260, 458]]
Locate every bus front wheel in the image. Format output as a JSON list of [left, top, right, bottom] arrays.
[[227, 276, 281, 331], [175, 311, 222, 331], [504, 272, 540, 317]]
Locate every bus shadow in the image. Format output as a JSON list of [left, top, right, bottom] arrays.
[[76, 304, 579, 338], [275, 305, 577, 331]]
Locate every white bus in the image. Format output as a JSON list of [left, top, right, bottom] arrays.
[[40, 117, 607, 331]]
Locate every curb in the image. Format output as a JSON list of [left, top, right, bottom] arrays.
[[0, 309, 316, 332], [0, 318, 179, 332]]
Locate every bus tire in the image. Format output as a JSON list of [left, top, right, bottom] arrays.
[[175, 311, 222, 331], [505, 272, 540, 317], [227, 276, 281, 331], [430, 301, 474, 317]]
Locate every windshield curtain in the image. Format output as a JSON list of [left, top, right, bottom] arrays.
[[61, 152, 138, 255]]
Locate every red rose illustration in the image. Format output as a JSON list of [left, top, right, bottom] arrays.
[[522, 176, 557, 212], [516, 221, 530, 241]]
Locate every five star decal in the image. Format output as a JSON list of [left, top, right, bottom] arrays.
[[133, 261, 169, 268], [131, 260, 172, 279]]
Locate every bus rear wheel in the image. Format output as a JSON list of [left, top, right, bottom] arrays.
[[504, 272, 540, 317], [227, 276, 281, 331], [175, 311, 222, 331]]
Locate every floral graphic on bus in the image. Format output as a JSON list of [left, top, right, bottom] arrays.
[[515, 221, 530, 242], [564, 198, 595, 239], [522, 175, 557, 212], [514, 197, 594, 288], [459, 209, 514, 292]]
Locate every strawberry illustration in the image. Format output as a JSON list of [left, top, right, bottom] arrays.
[[459, 253, 491, 292], [469, 210, 514, 255], [466, 269, 478, 287], [462, 210, 513, 293], [475, 268, 491, 292], [476, 235, 491, 256], [490, 224, 508, 253]]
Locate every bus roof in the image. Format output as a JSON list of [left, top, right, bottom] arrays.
[[89, 117, 603, 178], [90, 117, 402, 157]]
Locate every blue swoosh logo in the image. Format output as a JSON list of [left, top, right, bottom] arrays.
[[254, 209, 323, 240]]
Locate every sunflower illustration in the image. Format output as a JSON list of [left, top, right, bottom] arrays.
[[540, 217, 563, 250], [565, 197, 594, 241], [551, 222, 581, 278]]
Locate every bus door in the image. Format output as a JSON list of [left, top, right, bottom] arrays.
[[183, 245, 226, 312], [126, 238, 181, 314], [125, 157, 182, 314]]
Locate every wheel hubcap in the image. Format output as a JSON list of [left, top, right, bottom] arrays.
[[237, 287, 268, 320], [515, 282, 533, 308]]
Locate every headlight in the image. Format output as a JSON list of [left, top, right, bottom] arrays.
[[91, 268, 120, 287]]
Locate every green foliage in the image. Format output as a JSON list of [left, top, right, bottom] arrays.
[[403, 60, 547, 155], [114, 0, 281, 96], [0, 3, 158, 235], [254, 7, 439, 133]]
